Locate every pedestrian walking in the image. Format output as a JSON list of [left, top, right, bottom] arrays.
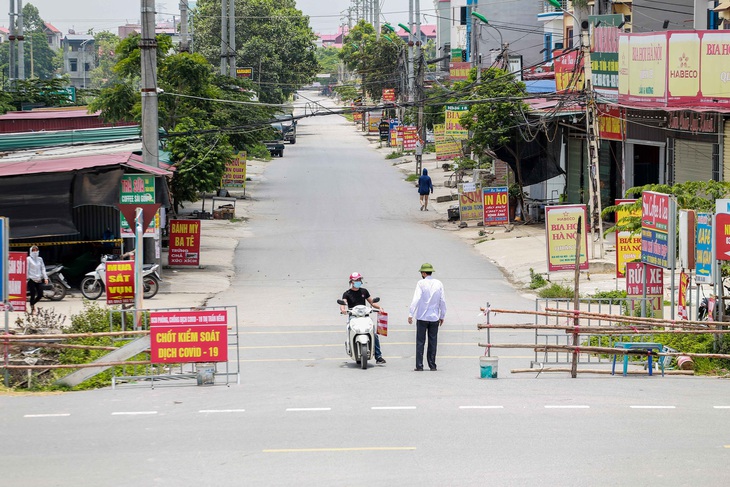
[[26, 245, 48, 314], [418, 168, 433, 211], [408, 263, 446, 371], [415, 137, 423, 165]]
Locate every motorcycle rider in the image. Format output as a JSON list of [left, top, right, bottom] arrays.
[[340, 272, 387, 364], [27, 245, 48, 314]]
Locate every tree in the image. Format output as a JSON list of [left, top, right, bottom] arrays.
[[89, 31, 121, 89], [315, 47, 341, 76], [193, 0, 319, 103], [22, 3, 45, 33]]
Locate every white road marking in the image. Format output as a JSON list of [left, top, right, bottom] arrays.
[[199, 409, 246, 413], [545, 405, 590, 409], [629, 406, 675, 409], [713, 406, 730, 409], [459, 406, 504, 409], [371, 406, 416, 410], [286, 408, 331, 412], [111, 411, 158, 416], [24, 413, 70, 418]]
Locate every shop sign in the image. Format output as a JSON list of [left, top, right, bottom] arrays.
[[615, 199, 641, 278], [626, 262, 664, 319], [150, 310, 228, 363], [545, 205, 589, 272], [695, 212, 713, 283], [2, 252, 27, 312], [382, 88, 396, 103], [482, 186, 508, 226], [449, 62, 470, 81], [641, 191, 674, 269], [222, 151, 246, 188], [105, 260, 135, 305], [168, 219, 201, 266]]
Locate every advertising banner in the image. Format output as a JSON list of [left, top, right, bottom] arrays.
[[554, 49, 584, 92], [444, 105, 468, 137], [618, 33, 667, 105], [168, 219, 201, 267], [150, 310, 229, 363], [434, 124, 462, 161], [695, 212, 713, 284], [545, 205, 589, 271], [641, 191, 674, 269], [598, 104, 624, 141], [382, 88, 396, 103], [449, 62, 470, 81], [105, 260, 135, 305], [0, 217, 6, 304], [457, 182, 483, 222], [715, 213, 730, 261], [482, 186, 509, 226], [667, 32, 700, 104], [3, 251, 27, 312], [222, 151, 246, 188], [678, 270, 690, 320], [626, 262, 664, 319], [678, 209, 696, 270], [401, 126, 418, 151], [353, 110, 363, 122], [120, 174, 155, 204], [615, 199, 641, 278], [368, 115, 381, 134], [235, 67, 253, 78], [699, 31, 730, 106], [391, 126, 402, 148], [591, 52, 619, 91]]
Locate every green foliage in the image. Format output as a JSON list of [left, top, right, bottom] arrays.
[[385, 151, 403, 160], [334, 84, 359, 102], [88, 82, 139, 123], [194, 0, 319, 104], [654, 333, 730, 374], [4, 78, 74, 110], [405, 173, 419, 182], [538, 282, 575, 299], [529, 268, 547, 289], [247, 142, 273, 160], [89, 31, 121, 89], [114, 33, 174, 80], [589, 290, 628, 303], [316, 46, 341, 74]]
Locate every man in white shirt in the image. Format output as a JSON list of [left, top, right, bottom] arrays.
[[408, 263, 446, 371]]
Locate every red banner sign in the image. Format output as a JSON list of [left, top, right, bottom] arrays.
[[149, 310, 229, 363], [168, 219, 201, 266], [482, 187, 509, 226], [449, 62, 471, 81], [626, 262, 664, 318], [401, 126, 418, 151], [105, 260, 135, 305], [715, 213, 730, 261], [2, 252, 28, 312], [382, 88, 396, 103], [598, 104, 624, 141]]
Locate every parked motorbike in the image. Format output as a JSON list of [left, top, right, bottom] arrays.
[[26, 264, 71, 301], [337, 297, 379, 370], [80, 254, 161, 300]]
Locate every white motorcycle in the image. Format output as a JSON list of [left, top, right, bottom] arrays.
[[337, 297, 379, 370], [80, 254, 161, 300]]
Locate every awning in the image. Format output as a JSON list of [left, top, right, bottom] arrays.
[[0, 152, 172, 177]]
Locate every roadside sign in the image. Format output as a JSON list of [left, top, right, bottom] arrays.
[[482, 186, 508, 226], [382, 88, 396, 103], [105, 260, 135, 305], [715, 198, 730, 214], [457, 183, 483, 222], [168, 220, 201, 266], [235, 67, 253, 78], [4, 252, 27, 312], [678, 209, 696, 270], [0, 217, 6, 304], [626, 262, 664, 319], [715, 213, 730, 261], [545, 205, 589, 272], [615, 199, 641, 278], [695, 213, 713, 283], [640, 191, 675, 269], [222, 151, 246, 188], [149, 310, 229, 363], [120, 174, 155, 204]]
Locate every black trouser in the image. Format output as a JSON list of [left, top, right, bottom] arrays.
[[416, 319, 439, 370], [28, 280, 44, 306]]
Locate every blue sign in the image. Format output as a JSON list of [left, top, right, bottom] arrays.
[[641, 228, 670, 268], [695, 213, 713, 284]]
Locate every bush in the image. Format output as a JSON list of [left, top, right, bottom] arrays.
[[386, 151, 403, 160], [529, 268, 547, 289], [246, 143, 272, 161], [405, 173, 419, 182], [538, 283, 574, 299]]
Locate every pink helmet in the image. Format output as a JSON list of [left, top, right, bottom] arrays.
[[349, 272, 363, 282]]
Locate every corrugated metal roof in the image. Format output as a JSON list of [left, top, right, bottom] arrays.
[[0, 152, 172, 177], [0, 109, 100, 120]]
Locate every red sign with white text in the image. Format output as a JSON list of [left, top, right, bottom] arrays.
[[149, 310, 229, 363], [641, 191, 670, 231], [105, 260, 135, 305], [626, 262, 664, 318], [382, 88, 396, 103], [2, 252, 28, 312], [401, 126, 418, 151], [715, 213, 730, 261], [168, 219, 201, 266]]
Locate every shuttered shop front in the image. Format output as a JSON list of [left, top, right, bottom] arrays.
[[671, 139, 716, 184]]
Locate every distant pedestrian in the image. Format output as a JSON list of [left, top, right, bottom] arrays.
[[26, 245, 48, 314], [415, 137, 423, 165], [408, 263, 446, 371], [418, 168, 433, 211]]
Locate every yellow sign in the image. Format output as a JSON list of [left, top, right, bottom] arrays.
[[615, 201, 641, 278], [667, 32, 700, 100], [545, 205, 589, 272], [435, 124, 461, 161], [619, 34, 667, 100], [444, 108, 468, 138], [700, 31, 730, 103], [458, 182, 483, 221], [222, 151, 247, 188]]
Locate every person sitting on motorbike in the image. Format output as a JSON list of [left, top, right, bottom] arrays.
[[340, 272, 386, 364]]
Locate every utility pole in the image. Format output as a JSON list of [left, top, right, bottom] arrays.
[[8, 0, 15, 84], [407, 0, 414, 102], [17, 0, 24, 80], [228, 0, 236, 77], [416, 0, 425, 143], [140, 0, 159, 168], [579, 20, 604, 258], [179, 0, 189, 52], [374, 0, 380, 40], [220, 0, 227, 75]]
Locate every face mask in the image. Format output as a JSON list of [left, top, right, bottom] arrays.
[[31, 251, 39, 258], [353, 281, 362, 289]]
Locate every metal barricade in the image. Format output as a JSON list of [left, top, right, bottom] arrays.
[[531, 297, 654, 368], [109, 305, 240, 389]]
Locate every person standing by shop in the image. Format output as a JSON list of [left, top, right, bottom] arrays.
[[408, 263, 446, 371], [27, 245, 48, 314]]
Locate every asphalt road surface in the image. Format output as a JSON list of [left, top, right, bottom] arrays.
[[1, 95, 729, 486]]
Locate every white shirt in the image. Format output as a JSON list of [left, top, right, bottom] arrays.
[[415, 140, 423, 156], [409, 276, 446, 322], [27, 255, 48, 282]]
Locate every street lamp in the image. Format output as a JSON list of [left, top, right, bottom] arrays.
[[79, 38, 92, 89], [470, 11, 505, 68]]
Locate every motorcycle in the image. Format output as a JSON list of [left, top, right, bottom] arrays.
[[26, 264, 71, 301], [80, 254, 161, 300], [337, 297, 379, 370]]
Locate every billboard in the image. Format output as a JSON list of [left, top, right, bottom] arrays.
[[545, 205, 589, 271], [222, 151, 246, 188], [149, 310, 229, 363], [640, 191, 675, 269], [695, 212, 712, 284], [434, 124, 462, 161], [168, 219, 201, 267], [444, 105, 468, 137], [457, 183, 483, 222], [615, 200, 641, 278], [482, 186, 509, 226], [554, 49, 584, 92]]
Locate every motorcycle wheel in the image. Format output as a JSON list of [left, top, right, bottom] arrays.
[[46, 277, 67, 301], [143, 276, 160, 299], [80, 277, 103, 300], [360, 342, 368, 370]]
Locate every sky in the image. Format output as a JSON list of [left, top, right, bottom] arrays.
[[10, 1, 432, 36]]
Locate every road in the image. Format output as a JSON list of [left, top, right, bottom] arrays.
[[1, 94, 729, 486]]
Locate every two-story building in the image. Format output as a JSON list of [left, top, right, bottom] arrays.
[[61, 34, 95, 89]]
